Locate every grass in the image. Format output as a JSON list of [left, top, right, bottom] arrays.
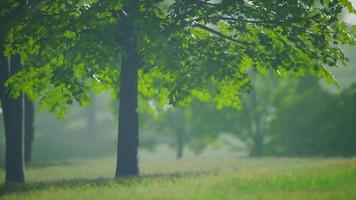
[[0, 156, 355, 199]]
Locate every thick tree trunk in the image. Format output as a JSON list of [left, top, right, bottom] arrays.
[[0, 55, 26, 183], [115, 16, 140, 178], [24, 95, 34, 163]]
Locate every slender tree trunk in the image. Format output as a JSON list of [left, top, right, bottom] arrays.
[[250, 118, 264, 157], [115, 14, 140, 178], [24, 95, 34, 163], [0, 55, 26, 184], [248, 86, 264, 157], [86, 93, 96, 136], [175, 132, 184, 159]]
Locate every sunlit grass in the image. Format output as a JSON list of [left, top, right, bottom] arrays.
[[0, 157, 355, 199]]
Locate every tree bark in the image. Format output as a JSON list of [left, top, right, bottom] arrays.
[[0, 55, 26, 184], [24, 95, 34, 163], [115, 15, 140, 178]]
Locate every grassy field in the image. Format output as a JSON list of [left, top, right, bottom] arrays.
[[0, 156, 355, 200]]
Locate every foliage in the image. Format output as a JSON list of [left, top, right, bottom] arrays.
[[1, 0, 355, 116], [1, 0, 122, 116]]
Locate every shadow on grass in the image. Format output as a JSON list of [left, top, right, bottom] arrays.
[[0, 161, 73, 170], [26, 161, 74, 169], [0, 170, 218, 196], [0, 177, 113, 196]]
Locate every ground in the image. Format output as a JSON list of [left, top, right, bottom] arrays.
[[0, 156, 355, 200]]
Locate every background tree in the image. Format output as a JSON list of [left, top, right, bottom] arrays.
[[86, 93, 96, 136], [217, 72, 289, 156], [145, 101, 223, 159], [147, 107, 191, 159]]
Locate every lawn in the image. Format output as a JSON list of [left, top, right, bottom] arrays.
[[0, 156, 355, 200]]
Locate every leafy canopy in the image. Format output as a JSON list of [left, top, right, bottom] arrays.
[[1, 0, 355, 115]]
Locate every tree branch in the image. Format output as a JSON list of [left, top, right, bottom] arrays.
[[192, 0, 219, 7], [194, 16, 304, 26], [272, 30, 290, 47], [193, 23, 247, 46], [220, 17, 304, 25]]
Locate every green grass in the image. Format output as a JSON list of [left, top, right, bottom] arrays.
[[0, 157, 355, 199]]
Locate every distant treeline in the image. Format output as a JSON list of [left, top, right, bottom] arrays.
[[266, 82, 356, 157]]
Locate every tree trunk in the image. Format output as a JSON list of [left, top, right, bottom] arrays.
[[248, 86, 264, 157], [250, 119, 264, 157], [0, 55, 26, 184], [86, 93, 96, 136], [176, 132, 184, 159], [115, 15, 140, 178], [24, 95, 34, 163], [252, 138, 264, 157]]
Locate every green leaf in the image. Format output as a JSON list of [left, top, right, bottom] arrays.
[[63, 30, 76, 39]]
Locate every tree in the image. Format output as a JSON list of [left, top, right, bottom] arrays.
[[151, 107, 190, 159], [0, 55, 25, 183], [147, 102, 222, 159], [3, 0, 356, 179], [218, 73, 275, 156], [0, 1, 27, 183]]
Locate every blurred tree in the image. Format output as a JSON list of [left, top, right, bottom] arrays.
[[2, 0, 355, 180], [148, 102, 223, 159], [216, 73, 296, 156], [266, 80, 356, 156], [159, 108, 189, 159], [332, 83, 356, 156], [86, 93, 96, 136]]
